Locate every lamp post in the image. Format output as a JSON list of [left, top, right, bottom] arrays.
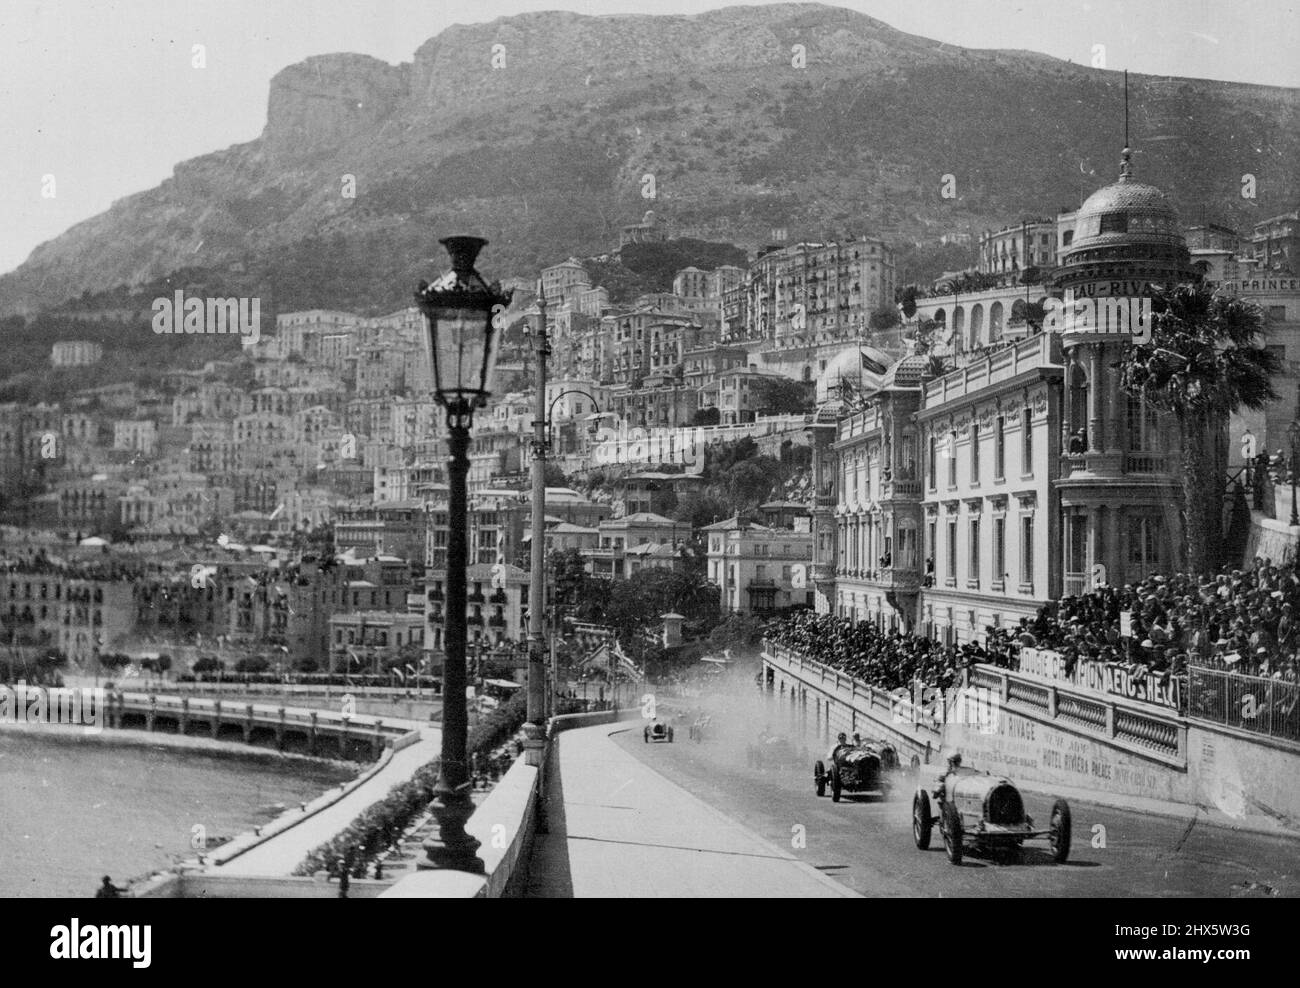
[[546, 388, 605, 453], [414, 235, 511, 873], [524, 282, 550, 767], [1289, 420, 1300, 528]]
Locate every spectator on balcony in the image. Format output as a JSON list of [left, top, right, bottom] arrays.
[[1068, 430, 1086, 454]]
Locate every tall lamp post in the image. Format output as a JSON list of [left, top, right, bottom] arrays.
[[414, 236, 511, 873], [1288, 420, 1300, 528], [524, 282, 551, 766]]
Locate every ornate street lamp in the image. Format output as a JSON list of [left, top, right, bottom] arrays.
[[1289, 420, 1300, 528], [414, 236, 512, 873]]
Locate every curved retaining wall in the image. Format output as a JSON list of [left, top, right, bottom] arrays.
[[763, 643, 1300, 837]]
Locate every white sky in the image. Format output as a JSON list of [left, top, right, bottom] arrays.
[[1, 0, 1296, 274]]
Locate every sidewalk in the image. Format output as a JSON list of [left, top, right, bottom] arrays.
[[218, 725, 440, 876], [525, 723, 856, 897]]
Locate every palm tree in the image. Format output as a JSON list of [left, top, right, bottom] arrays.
[[1119, 283, 1281, 575]]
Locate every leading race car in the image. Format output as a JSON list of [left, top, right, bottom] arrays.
[[643, 719, 674, 743], [814, 737, 901, 802], [912, 758, 1071, 865]]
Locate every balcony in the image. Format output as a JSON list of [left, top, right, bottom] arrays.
[[467, 591, 486, 605], [748, 578, 776, 588], [489, 589, 508, 605], [1124, 452, 1174, 475], [468, 612, 484, 626], [883, 479, 922, 499], [1064, 573, 1088, 597], [489, 614, 507, 628]]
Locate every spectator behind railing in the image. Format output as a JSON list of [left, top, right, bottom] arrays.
[[768, 555, 1300, 696]]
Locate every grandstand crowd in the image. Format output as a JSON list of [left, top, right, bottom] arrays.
[[768, 557, 1300, 693]]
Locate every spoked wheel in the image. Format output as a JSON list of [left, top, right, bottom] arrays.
[[941, 802, 963, 865], [814, 761, 827, 797], [1049, 799, 1072, 863], [912, 791, 933, 849], [830, 769, 842, 802]]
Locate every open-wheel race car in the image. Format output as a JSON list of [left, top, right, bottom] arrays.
[[814, 738, 901, 802], [643, 719, 674, 743], [746, 731, 805, 771], [912, 762, 1071, 865]]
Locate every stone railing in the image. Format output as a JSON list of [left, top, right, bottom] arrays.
[[972, 664, 1186, 765], [767, 644, 1186, 767]]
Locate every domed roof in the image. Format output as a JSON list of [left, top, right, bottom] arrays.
[[1078, 179, 1176, 218], [815, 346, 892, 404], [1064, 148, 1184, 255], [882, 355, 928, 390]]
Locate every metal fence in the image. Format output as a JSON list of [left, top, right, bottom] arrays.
[[1186, 667, 1300, 743]]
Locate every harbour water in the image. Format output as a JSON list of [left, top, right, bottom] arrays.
[[0, 729, 354, 897]]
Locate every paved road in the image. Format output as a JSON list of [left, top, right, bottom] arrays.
[[524, 723, 855, 897], [613, 724, 1300, 897]]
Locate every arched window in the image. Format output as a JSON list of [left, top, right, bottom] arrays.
[[988, 302, 1004, 343]]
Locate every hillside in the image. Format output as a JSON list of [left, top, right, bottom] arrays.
[[1, 2, 1295, 324]]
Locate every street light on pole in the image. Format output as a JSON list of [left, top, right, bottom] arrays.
[[414, 235, 511, 873], [1288, 420, 1300, 528], [524, 281, 550, 767], [546, 388, 605, 454]]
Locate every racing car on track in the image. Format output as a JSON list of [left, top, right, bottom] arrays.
[[912, 758, 1071, 865], [643, 719, 674, 743], [814, 737, 901, 802]]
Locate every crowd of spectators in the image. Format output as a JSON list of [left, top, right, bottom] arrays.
[[769, 556, 1300, 694]]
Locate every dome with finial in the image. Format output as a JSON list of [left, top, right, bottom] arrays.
[[1054, 145, 1197, 293], [1064, 147, 1183, 256]]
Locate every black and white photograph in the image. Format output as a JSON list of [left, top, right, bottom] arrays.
[[1, 0, 1297, 953]]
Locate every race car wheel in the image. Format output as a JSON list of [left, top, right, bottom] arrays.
[[643, 729, 649, 743], [814, 761, 826, 797], [830, 768, 842, 802], [941, 802, 963, 865], [1049, 799, 1072, 863], [912, 791, 933, 849], [666, 727, 674, 743]]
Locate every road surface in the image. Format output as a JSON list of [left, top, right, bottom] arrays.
[[613, 721, 1299, 897]]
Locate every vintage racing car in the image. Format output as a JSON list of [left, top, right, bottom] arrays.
[[643, 719, 674, 743], [912, 764, 1071, 864], [814, 738, 901, 802]]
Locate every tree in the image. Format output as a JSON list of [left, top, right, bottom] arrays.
[[752, 377, 813, 416], [1120, 283, 1281, 575], [691, 406, 720, 426], [722, 457, 779, 506], [543, 462, 570, 488], [551, 548, 591, 608], [99, 652, 132, 672], [869, 304, 902, 331], [899, 285, 919, 321]]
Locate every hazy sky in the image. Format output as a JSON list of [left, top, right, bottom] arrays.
[[2, 0, 1296, 274]]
